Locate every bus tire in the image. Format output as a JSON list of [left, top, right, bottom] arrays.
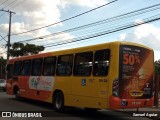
[[53, 92, 65, 112]]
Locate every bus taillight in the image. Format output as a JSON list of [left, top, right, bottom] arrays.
[[112, 79, 119, 97]]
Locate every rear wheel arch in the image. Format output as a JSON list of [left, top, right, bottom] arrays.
[[53, 89, 63, 97], [52, 89, 65, 112]]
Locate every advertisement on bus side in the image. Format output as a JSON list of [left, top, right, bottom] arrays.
[[119, 45, 154, 99]]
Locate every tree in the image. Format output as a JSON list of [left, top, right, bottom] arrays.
[[0, 57, 7, 79], [155, 59, 160, 74], [10, 42, 44, 57]]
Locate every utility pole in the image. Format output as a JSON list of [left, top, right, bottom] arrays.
[[0, 9, 15, 62], [0, 9, 15, 80]]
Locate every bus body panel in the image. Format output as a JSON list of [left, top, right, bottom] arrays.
[[107, 42, 119, 93], [109, 42, 154, 109], [6, 79, 14, 95], [119, 44, 154, 99], [64, 44, 110, 109], [6, 41, 154, 110], [26, 76, 53, 101]]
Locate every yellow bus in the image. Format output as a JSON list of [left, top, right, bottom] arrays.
[[6, 41, 154, 111]]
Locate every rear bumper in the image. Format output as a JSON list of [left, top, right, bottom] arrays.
[[109, 95, 154, 109]]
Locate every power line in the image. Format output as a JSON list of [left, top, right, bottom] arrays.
[[11, 0, 118, 36], [15, 2, 160, 44], [0, 0, 17, 17], [0, 9, 16, 62], [0, 42, 6, 50], [0, 0, 9, 6], [8, 0, 26, 10], [0, 35, 7, 42], [0, 0, 26, 18], [41, 3, 160, 46], [2, 0, 17, 9], [44, 14, 160, 48]]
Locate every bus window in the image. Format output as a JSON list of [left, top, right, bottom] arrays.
[[22, 60, 31, 76], [93, 49, 110, 76], [43, 57, 56, 76], [74, 52, 93, 76], [13, 61, 22, 76], [57, 55, 73, 76], [6, 64, 13, 79], [31, 58, 43, 76]]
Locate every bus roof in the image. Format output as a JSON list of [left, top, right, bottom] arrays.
[[8, 41, 153, 62]]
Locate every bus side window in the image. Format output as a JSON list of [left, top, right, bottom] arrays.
[[13, 61, 22, 76], [43, 57, 56, 76], [22, 60, 31, 76], [6, 64, 13, 79], [31, 58, 43, 76], [93, 49, 110, 76], [74, 52, 93, 76], [56, 55, 73, 76]]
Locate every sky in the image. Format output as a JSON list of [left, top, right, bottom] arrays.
[[0, 0, 160, 61]]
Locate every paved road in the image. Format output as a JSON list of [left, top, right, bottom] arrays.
[[0, 90, 154, 120]]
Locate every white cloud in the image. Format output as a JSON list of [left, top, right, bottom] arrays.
[[12, 0, 108, 29], [6, 0, 104, 36], [0, 0, 108, 54], [65, 0, 108, 8], [52, 32, 75, 42], [40, 32, 75, 44], [119, 24, 160, 60], [119, 33, 126, 41], [134, 19, 144, 25], [0, 24, 9, 33], [0, 47, 6, 59], [12, 0, 109, 29], [41, 32, 75, 52], [1, 0, 108, 37], [13, 0, 65, 28], [0, 0, 68, 38], [0, 22, 42, 37], [29, 31, 75, 48]]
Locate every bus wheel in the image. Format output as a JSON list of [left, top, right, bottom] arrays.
[[53, 92, 65, 112]]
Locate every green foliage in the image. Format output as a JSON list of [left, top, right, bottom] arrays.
[[10, 42, 44, 57], [155, 59, 160, 74], [0, 57, 7, 75]]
